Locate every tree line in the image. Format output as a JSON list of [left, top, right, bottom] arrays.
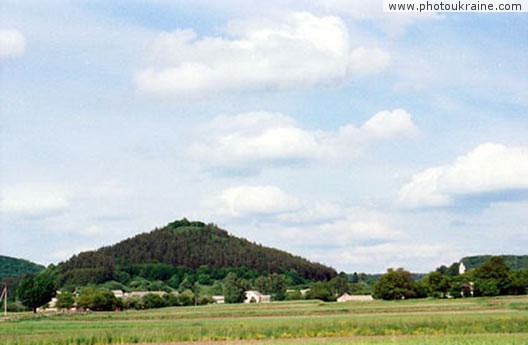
[[373, 256, 528, 300], [11, 255, 528, 312]]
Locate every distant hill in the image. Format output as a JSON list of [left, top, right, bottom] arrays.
[[56, 219, 336, 287], [0, 255, 45, 280], [461, 255, 528, 271]]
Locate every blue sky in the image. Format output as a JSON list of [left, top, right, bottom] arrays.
[[1, 0, 527, 273]]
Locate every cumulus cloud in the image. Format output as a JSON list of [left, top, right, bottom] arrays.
[[209, 185, 302, 217], [135, 12, 389, 96], [0, 184, 69, 217], [208, 185, 403, 244], [191, 109, 418, 172], [0, 29, 26, 59], [316, 242, 460, 272], [398, 143, 528, 208], [280, 210, 405, 246]]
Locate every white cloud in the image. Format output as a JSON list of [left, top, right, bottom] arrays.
[[360, 108, 419, 139], [208, 186, 403, 245], [135, 12, 389, 96], [0, 184, 69, 217], [316, 242, 460, 272], [398, 143, 528, 208], [320, 0, 440, 36], [0, 29, 26, 59], [278, 209, 405, 247], [191, 109, 418, 172], [211, 185, 302, 217]]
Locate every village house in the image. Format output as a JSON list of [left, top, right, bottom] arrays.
[[244, 291, 271, 303], [211, 295, 225, 304], [112, 290, 170, 299], [336, 293, 374, 302], [300, 288, 310, 296]]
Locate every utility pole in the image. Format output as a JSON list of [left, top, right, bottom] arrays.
[[0, 282, 7, 317]]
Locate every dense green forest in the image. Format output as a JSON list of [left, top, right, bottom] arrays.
[[52, 219, 336, 290], [0, 255, 44, 280], [461, 255, 528, 271]]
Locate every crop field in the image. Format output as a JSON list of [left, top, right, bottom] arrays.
[[1, 296, 527, 345]]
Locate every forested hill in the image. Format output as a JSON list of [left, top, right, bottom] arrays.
[[57, 219, 336, 286], [0, 255, 44, 280], [461, 255, 528, 271]]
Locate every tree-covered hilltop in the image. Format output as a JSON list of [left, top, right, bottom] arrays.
[[0, 255, 44, 280], [461, 255, 528, 271], [54, 219, 336, 288]]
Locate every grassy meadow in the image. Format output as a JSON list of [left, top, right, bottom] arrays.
[[1, 296, 527, 345]]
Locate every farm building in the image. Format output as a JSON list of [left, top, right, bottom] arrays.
[[212, 295, 225, 304], [337, 293, 374, 302], [244, 291, 271, 303]]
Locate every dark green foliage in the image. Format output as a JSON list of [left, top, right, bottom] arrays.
[[99, 280, 128, 291], [176, 289, 195, 306], [306, 281, 335, 302], [223, 272, 248, 303], [329, 273, 349, 296], [413, 280, 429, 298], [254, 274, 288, 300], [76, 287, 120, 311], [269, 273, 288, 301], [141, 293, 166, 309], [349, 281, 372, 295], [461, 255, 528, 271], [427, 256, 526, 299], [0, 255, 44, 280], [373, 268, 415, 300], [285, 289, 303, 300], [55, 220, 336, 289], [422, 271, 451, 297], [445, 263, 461, 277], [506, 269, 528, 295], [254, 275, 273, 294], [471, 256, 510, 296], [474, 279, 501, 296], [55, 291, 75, 309], [123, 296, 143, 309], [16, 273, 55, 313], [162, 293, 179, 307]]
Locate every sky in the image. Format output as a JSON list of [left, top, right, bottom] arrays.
[[1, 0, 527, 273]]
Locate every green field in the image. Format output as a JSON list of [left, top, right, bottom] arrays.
[[1, 296, 527, 345]]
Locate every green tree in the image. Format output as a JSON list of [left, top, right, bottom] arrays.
[[178, 277, 193, 292], [123, 296, 143, 309], [285, 290, 303, 300], [306, 282, 335, 302], [472, 256, 510, 296], [55, 291, 75, 309], [270, 274, 288, 301], [422, 271, 451, 297], [141, 293, 166, 309], [254, 276, 273, 294], [223, 272, 248, 303], [77, 287, 120, 311], [507, 269, 528, 295], [373, 268, 415, 300], [16, 274, 55, 313], [329, 273, 349, 296], [176, 289, 194, 306], [162, 293, 179, 307], [210, 280, 224, 295]]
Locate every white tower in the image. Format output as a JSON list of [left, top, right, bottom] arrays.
[[459, 262, 466, 275]]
